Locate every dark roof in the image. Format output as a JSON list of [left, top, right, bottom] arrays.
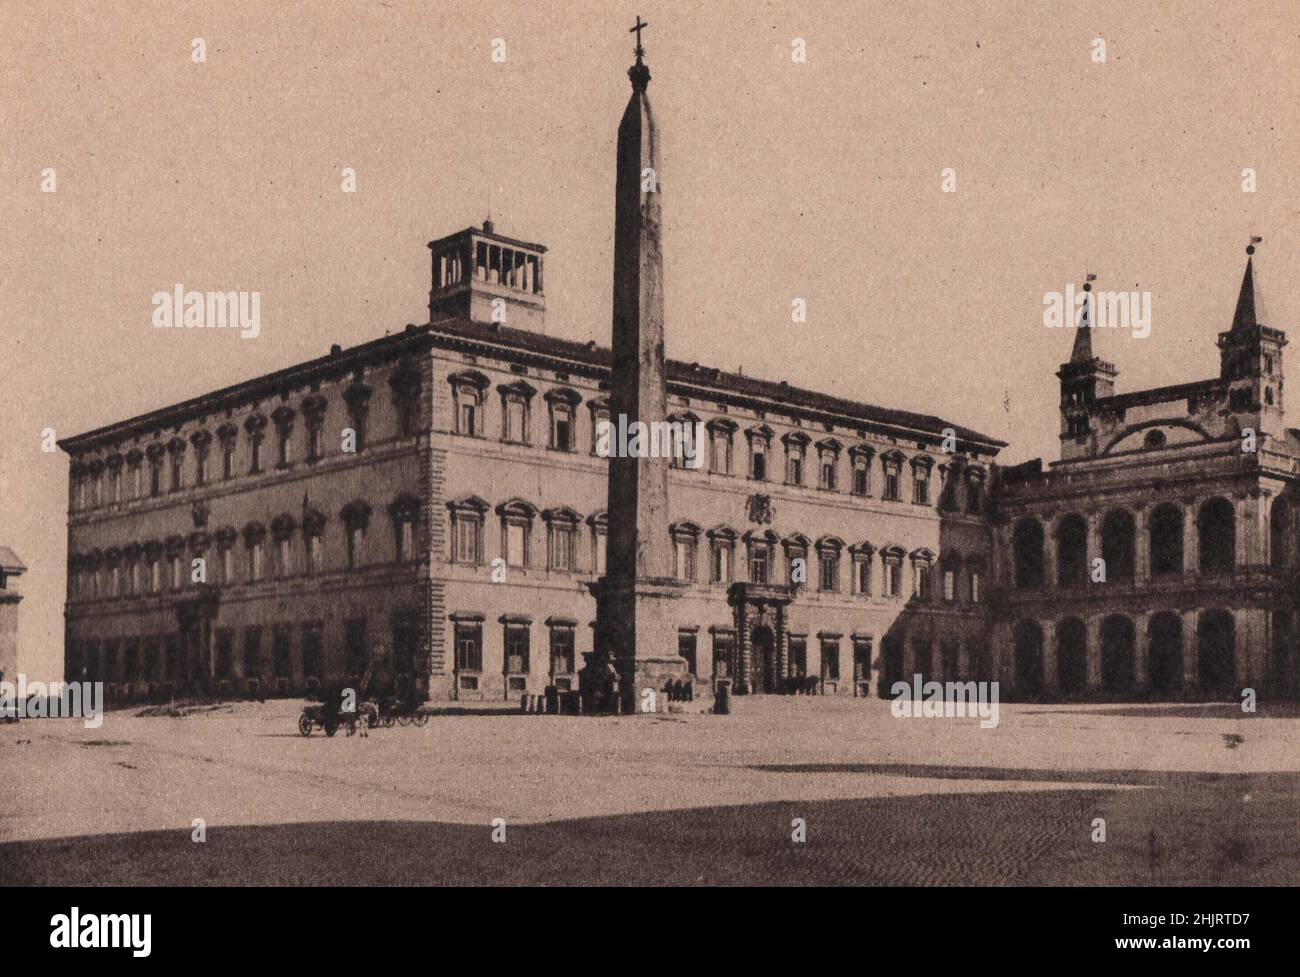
[[1092, 377, 1221, 412], [1231, 256, 1257, 333], [0, 546, 26, 573], [60, 313, 1006, 454]]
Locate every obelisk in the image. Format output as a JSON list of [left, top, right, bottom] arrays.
[[583, 18, 690, 714]]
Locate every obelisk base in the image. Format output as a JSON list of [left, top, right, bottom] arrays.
[[583, 576, 690, 714]]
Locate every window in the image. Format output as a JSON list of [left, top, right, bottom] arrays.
[[390, 365, 421, 438], [169, 443, 184, 492], [219, 429, 237, 480], [709, 531, 735, 583], [302, 397, 327, 461], [149, 458, 163, 497], [965, 470, 984, 514], [458, 389, 480, 435], [455, 622, 483, 673], [748, 427, 772, 481], [295, 533, 316, 574], [784, 537, 809, 587], [498, 500, 536, 569], [344, 383, 371, 453], [882, 548, 904, 597], [789, 636, 807, 678], [784, 436, 806, 485], [713, 633, 734, 679], [346, 526, 365, 569], [243, 627, 263, 680], [548, 517, 577, 572], [943, 567, 957, 601], [248, 542, 264, 581], [853, 637, 873, 684], [272, 626, 293, 678], [506, 523, 527, 566], [820, 636, 841, 682], [389, 496, 419, 563], [499, 383, 535, 444], [912, 459, 932, 505], [675, 535, 698, 581], [749, 537, 770, 584], [342, 500, 371, 569], [272, 407, 295, 467], [550, 626, 575, 676], [852, 550, 872, 595], [817, 440, 840, 491], [277, 537, 292, 577], [249, 433, 263, 473], [449, 497, 487, 565], [343, 618, 368, 676], [504, 624, 530, 675], [211, 629, 233, 681], [709, 422, 734, 474], [816, 539, 842, 592], [882, 453, 902, 501], [195, 450, 208, 486], [678, 631, 698, 676], [589, 401, 611, 454], [301, 623, 324, 682], [590, 514, 608, 576], [547, 390, 580, 451], [912, 552, 934, 599], [170, 555, 183, 590], [851, 449, 872, 496]]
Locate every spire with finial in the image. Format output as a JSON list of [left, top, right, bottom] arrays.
[[1070, 273, 1098, 363], [628, 15, 650, 89], [1230, 236, 1263, 332]]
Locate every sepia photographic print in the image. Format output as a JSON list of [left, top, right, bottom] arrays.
[[2, 0, 1294, 958]]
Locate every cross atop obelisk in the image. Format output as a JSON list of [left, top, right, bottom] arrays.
[[630, 15, 648, 63]]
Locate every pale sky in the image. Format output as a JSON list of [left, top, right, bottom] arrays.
[[4, 0, 1299, 680]]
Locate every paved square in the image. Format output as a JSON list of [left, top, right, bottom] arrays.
[[3, 697, 1298, 885]]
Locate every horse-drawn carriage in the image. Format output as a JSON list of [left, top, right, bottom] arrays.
[[296, 652, 425, 736]]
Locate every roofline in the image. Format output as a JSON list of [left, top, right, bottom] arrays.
[[58, 316, 1007, 456], [427, 226, 548, 254]]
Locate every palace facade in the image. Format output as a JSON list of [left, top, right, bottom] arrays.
[[57, 50, 1300, 706]]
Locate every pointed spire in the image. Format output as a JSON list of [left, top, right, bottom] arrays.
[[1231, 238, 1263, 332], [1070, 275, 1097, 363]]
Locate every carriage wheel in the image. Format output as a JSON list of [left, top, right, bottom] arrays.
[[298, 714, 313, 737], [382, 714, 396, 728], [396, 714, 412, 727], [412, 713, 428, 727]]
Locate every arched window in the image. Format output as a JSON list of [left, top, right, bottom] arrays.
[[1198, 497, 1236, 574], [1149, 503, 1184, 576], [1101, 509, 1135, 583], [1013, 517, 1045, 589], [1056, 514, 1087, 587]]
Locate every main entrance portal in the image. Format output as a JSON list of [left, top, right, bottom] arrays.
[[726, 583, 794, 694]]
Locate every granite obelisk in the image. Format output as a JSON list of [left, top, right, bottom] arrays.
[[582, 19, 690, 714]]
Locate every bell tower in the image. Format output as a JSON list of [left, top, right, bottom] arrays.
[[1057, 276, 1117, 459], [1218, 239, 1286, 437]]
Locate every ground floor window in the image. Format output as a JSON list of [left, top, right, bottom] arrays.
[[550, 626, 575, 676], [505, 625, 530, 675], [713, 633, 734, 679], [455, 623, 483, 673], [820, 637, 840, 682], [678, 630, 697, 676], [243, 628, 263, 681], [392, 611, 419, 675], [273, 626, 293, 678], [345, 618, 368, 677], [301, 622, 324, 681], [853, 637, 872, 682], [789, 636, 807, 677], [215, 629, 234, 680]]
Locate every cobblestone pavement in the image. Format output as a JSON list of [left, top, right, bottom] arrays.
[[3, 697, 1298, 885]]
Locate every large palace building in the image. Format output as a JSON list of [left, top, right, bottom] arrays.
[[58, 45, 1298, 706]]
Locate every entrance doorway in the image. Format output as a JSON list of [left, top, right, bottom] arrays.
[[751, 625, 775, 693]]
